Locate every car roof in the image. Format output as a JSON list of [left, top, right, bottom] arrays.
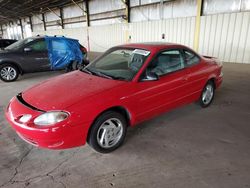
[[115, 42, 190, 51], [28, 35, 78, 41]]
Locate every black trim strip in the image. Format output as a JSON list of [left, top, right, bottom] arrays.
[[16, 93, 45, 112]]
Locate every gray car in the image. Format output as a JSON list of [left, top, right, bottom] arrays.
[[0, 36, 87, 82]]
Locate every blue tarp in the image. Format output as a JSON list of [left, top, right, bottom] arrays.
[[45, 36, 83, 70]]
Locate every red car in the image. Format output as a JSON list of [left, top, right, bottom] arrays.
[[5, 43, 223, 153]]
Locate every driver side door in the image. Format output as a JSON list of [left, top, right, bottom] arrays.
[[133, 49, 190, 123], [20, 39, 50, 73]]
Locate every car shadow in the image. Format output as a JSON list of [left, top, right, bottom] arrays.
[[125, 102, 201, 141]]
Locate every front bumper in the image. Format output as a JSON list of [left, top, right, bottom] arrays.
[[5, 96, 90, 149]]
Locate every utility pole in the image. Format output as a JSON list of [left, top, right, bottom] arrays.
[[194, 0, 203, 51], [19, 19, 24, 39]]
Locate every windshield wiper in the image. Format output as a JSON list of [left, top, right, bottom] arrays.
[[81, 67, 126, 80], [81, 67, 113, 79], [106, 75, 127, 81], [93, 71, 113, 79], [99, 72, 127, 81]]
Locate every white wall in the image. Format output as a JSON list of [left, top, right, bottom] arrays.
[[199, 12, 250, 64], [131, 0, 197, 22], [129, 17, 195, 47], [33, 27, 88, 47], [1, 0, 249, 63], [32, 11, 250, 64]]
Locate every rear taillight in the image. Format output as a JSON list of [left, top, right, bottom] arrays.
[[80, 47, 87, 54]]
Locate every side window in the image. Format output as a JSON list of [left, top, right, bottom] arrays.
[[184, 50, 200, 66], [149, 50, 184, 76], [27, 40, 47, 51], [51, 40, 67, 51]]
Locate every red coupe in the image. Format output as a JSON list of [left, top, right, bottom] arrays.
[[5, 43, 223, 153]]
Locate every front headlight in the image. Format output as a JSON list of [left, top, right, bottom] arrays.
[[34, 111, 69, 126]]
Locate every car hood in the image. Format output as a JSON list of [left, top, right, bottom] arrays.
[[22, 71, 125, 111], [0, 49, 15, 55], [0, 50, 8, 54]]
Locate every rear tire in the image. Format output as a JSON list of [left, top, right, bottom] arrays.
[[65, 61, 80, 72], [0, 64, 19, 82], [88, 111, 127, 153], [199, 81, 215, 108], [72, 61, 82, 70]]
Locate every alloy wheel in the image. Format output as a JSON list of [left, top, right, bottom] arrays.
[[202, 84, 214, 105], [0, 66, 17, 81], [97, 118, 123, 149]]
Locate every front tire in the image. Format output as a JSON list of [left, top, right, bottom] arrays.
[[88, 111, 127, 153], [199, 81, 215, 108], [0, 64, 19, 82]]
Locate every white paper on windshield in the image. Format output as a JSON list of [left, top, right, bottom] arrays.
[[132, 49, 150, 56]]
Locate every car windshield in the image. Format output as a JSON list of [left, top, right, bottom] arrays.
[[83, 48, 150, 81], [5, 38, 35, 50]]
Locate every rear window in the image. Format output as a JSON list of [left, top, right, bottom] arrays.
[[51, 40, 68, 51]]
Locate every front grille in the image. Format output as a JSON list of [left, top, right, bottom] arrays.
[[16, 93, 45, 112]]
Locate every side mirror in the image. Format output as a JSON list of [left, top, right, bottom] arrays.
[[24, 47, 32, 52], [140, 71, 159, 82]]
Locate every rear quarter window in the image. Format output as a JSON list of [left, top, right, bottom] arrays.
[[184, 50, 200, 66]]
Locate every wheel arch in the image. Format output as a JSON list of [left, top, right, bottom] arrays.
[[0, 61, 23, 74], [208, 77, 216, 89], [86, 106, 132, 142]]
